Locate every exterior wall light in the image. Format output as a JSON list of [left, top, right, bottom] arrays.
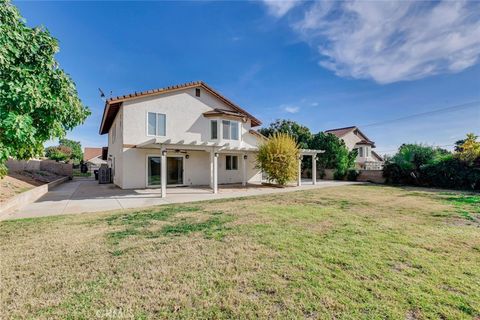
[[214, 153, 219, 157], [162, 150, 167, 156], [243, 155, 248, 160], [185, 154, 190, 159]]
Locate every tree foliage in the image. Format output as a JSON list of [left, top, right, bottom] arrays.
[[455, 133, 480, 165], [256, 133, 299, 186], [258, 119, 312, 148], [383, 136, 480, 190], [59, 138, 83, 164], [0, 1, 90, 177], [45, 145, 72, 162], [310, 132, 357, 179]]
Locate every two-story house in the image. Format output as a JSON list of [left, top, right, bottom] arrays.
[[99, 81, 265, 196], [324, 126, 383, 169]]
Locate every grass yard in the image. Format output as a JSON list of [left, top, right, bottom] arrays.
[[1, 185, 479, 319]]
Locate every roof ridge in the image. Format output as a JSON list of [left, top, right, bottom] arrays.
[[324, 125, 356, 132]]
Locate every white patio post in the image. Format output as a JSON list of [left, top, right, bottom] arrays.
[[213, 152, 218, 194], [161, 149, 167, 198], [209, 150, 214, 188], [297, 155, 302, 187], [312, 154, 317, 185], [242, 154, 247, 187]]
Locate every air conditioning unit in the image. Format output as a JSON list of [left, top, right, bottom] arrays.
[[98, 164, 111, 184]]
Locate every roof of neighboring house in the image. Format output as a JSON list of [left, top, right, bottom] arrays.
[[83, 147, 103, 161], [324, 126, 357, 138], [99, 81, 262, 134], [355, 139, 375, 146], [324, 126, 375, 147], [371, 150, 383, 161]]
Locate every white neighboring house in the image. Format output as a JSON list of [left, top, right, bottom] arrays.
[[324, 126, 384, 170], [99, 81, 268, 194]]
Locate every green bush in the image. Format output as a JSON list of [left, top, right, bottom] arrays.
[[383, 141, 480, 190], [346, 169, 360, 181]]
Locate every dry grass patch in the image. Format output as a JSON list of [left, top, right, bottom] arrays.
[[1, 185, 479, 319]]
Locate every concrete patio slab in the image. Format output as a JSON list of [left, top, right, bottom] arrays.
[[2, 178, 360, 220]]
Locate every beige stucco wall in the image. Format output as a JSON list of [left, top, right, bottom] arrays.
[[121, 87, 258, 149], [107, 87, 263, 189], [340, 131, 379, 164], [119, 148, 261, 189]]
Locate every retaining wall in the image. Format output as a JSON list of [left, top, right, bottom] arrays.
[[0, 176, 69, 219]]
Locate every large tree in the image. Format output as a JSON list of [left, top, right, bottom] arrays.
[[258, 119, 312, 149], [0, 1, 90, 176]]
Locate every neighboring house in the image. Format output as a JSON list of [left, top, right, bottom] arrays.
[[324, 126, 384, 170], [98, 81, 267, 194], [83, 147, 106, 173]]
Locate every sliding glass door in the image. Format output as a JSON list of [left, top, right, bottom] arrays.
[[167, 156, 184, 185], [147, 156, 161, 187]]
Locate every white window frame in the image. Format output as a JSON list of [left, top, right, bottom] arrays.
[[146, 112, 166, 137], [222, 120, 239, 141]]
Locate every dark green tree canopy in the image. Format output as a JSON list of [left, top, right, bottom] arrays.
[[58, 138, 83, 164], [0, 1, 90, 176], [258, 119, 312, 149]]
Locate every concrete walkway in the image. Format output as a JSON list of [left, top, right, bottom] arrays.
[[3, 178, 358, 220]]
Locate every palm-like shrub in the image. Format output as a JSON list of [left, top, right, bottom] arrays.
[[256, 133, 299, 186]]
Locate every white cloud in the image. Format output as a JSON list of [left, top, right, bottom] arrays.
[[277, 0, 480, 84], [262, 0, 300, 18], [283, 105, 300, 113]]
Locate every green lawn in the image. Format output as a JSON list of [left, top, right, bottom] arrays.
[[1, 185, 479, 319]]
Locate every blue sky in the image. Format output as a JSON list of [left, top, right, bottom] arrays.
[[14, 1, 480, 155]]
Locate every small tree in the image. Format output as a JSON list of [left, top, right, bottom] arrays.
[[59, 139, 83, 164], [310, 132, 357, 179], [456, 133, 480, 166], [45, 145, 72, 162], [256, 133, 299, 186]]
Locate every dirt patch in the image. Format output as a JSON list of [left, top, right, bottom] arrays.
[[0, 171, 64, 203]]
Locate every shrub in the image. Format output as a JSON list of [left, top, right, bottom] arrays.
[[256, 133, 299, 186], [45, 145, 72, 162], [383, 140, 480, 190], [310, 132, 357, 179], [346, 169, 360, 181]]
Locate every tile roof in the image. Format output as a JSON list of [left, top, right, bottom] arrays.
[[99, 81, 262, 134], [324, 126, 356, 138], [83, 147, 103, 161]]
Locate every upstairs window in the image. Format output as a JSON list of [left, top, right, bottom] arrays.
[[147, 112, 166, 136], [211, 120, 218, 139], [195, 88, 201, 97], [358, 147, 364, 157], [222, 120, 239, 140], [226, 155, 238, 170]]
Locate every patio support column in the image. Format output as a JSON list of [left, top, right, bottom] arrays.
[[297, 155, 302, 187], [242, 154, 247, 187], [312, 155, 317, 185], [161, 149, 167, 198], [212, 151, 218, 194]]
